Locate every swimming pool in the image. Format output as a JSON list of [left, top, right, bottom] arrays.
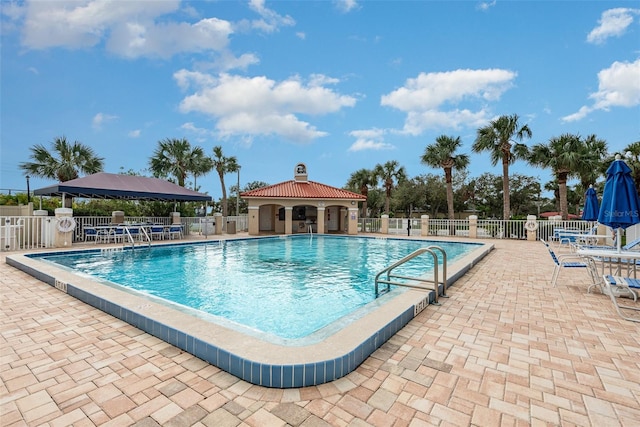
[[8, 235, 493, 388], [36, 235, 477, 341]]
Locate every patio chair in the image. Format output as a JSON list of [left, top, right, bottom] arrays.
[[149, 225, 165, 240], [601, 275, 640, 322], [126, 226, 142, 242], [84, 226, 98, 243], [112, 226, 125, 243], [541, 239, 594, 287], [167, 225, 183, 240]]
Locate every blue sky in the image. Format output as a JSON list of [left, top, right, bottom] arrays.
[[1, 0, 639, 201]]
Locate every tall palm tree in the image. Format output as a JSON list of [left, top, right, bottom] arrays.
[[19, 136, 104, 182], [19, 136, 104, 207], [421, 135, 470, 220], [346, 168, 377, 217], [472, 114, 532, 219], [211, 146, 238, 216], [191, 149, 214, 191], [149, 138, 198, 187], [374, 160, 407, 215], [529, 133, 585, 220]]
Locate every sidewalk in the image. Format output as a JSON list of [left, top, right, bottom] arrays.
[[1, 238, 639, 426]]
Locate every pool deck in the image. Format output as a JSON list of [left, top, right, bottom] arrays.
[[2, 235, 640, 426]]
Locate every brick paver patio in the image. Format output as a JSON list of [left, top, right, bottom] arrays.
[[2, 238, 639, 426]]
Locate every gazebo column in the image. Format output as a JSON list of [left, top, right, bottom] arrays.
[[248, 206, 259, 236], [317, 206, 325, 234], [284, 207, 293, 235]]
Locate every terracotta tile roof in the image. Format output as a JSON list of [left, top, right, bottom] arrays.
[[241, 180, 366, 200]]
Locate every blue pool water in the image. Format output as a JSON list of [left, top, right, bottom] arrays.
[[39, 235, 479, 340]]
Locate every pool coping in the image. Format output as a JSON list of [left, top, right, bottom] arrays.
[[7, 236, 494, 388]]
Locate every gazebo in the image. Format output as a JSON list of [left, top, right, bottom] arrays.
[[240, 163, 366, 235], [33, 172, 212, 203]]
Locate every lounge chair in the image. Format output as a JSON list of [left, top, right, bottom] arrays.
[[556, 225, 600, 247], [541, 239, 596, 287], [601, 275, 640, 322]]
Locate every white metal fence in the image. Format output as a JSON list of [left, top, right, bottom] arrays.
[[358, 217, 595, 241], [0, 214, 250, 252], [1, 214, 597, 252]]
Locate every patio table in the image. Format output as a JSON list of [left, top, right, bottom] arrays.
[[577, 248, 640, 276]]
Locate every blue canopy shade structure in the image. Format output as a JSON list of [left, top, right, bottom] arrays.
[[33, 172, 212, 202], [582, 185, 599, 221], [597, 156, 640, 251]]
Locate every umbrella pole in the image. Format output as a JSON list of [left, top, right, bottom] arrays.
[[617, 228, 622, 252]]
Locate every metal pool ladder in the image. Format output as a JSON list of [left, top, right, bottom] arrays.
[[374, 245, 447, 304]]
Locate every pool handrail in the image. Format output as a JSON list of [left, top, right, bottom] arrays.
[[427, 245, 448, 298], [374, 246, 446, 304]]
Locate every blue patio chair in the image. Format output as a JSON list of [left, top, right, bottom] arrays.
[[149, 225, 165, 240], [126, 226, 142, 242], [167, 225, 183, 240], [601, 275, 640, 322], [112, 226, 125, 243], [541, 239, 595, 287], [83, 226, 98, 243]]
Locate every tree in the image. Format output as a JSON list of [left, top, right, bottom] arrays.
[[374, 161, 407, 215], [346, 168, 378, 217], [149, 138, 200, 187], [211, 146, 239, 216], [472, 114, 532, 219], [529, 133, 585, 220], [191, 150, 214, 192], [420, 135, 470, 220], [19, 136, 104, 207], [575, 134, 608, 194]]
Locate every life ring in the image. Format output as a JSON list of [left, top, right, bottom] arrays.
[[57, 217, 77, 233], [524, 220, 539, 232]]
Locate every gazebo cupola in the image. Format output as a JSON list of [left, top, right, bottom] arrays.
[[294, 163, 308, 182]]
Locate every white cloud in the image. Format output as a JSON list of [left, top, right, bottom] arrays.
[[587, 8, 640, 45], [380, 68, 516, 135], [336, 0, 359, 13], [296, 31, 306, 40], [92, 112, 118, 130], [562, 59, 640, 122], [244, 0, 295, 33], [128, 129, 141, 138], [477, 1, 497, 12], [181, 122, 213, 137], [17, 0, 234, 60], [175, 72, 357, 144], [107, 17, 232, 59], [348, 128, 395, 152]]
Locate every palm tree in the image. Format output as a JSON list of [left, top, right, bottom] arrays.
[[373, 160, 407, 215], [529, 133, 585, 220], [191, 150, 214, 191], [211, 146, 239, 216], [149, 138, 198, 187], [346, 168, 378, 217], [19, 136, 104, 207], [421, 135, 470, 220], [472, 114, 532, 219]]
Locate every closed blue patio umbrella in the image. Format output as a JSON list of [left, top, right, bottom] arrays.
[[582, 185, 599, 221], [597, 155, 640, 251]]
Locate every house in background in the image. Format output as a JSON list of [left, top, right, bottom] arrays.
[[240, 163, 366, 236]]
